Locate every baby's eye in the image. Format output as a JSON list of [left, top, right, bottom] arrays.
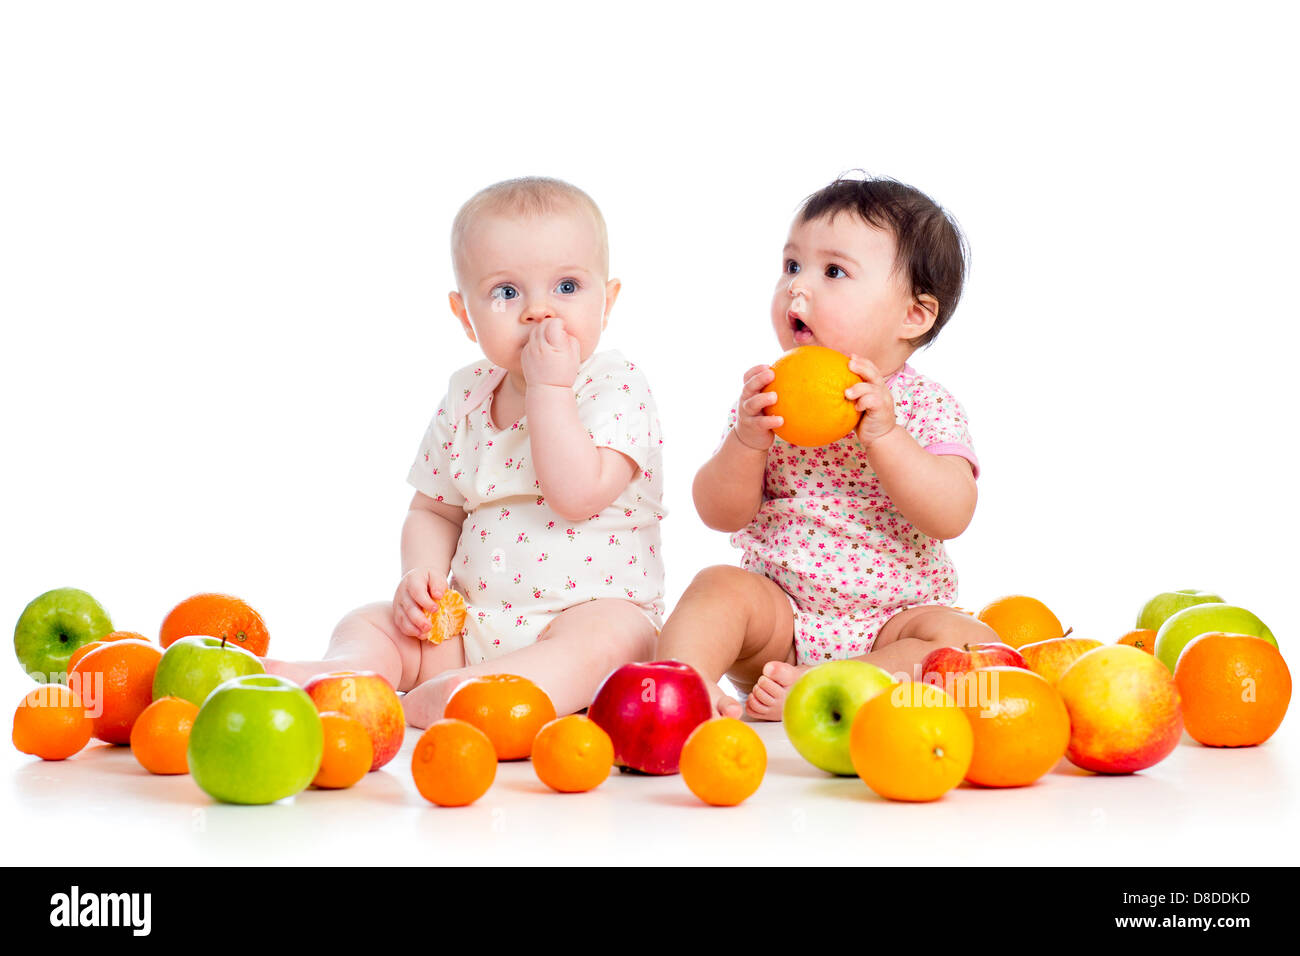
[[825, 264, 847, 279], [785, 259, 800, 275], [490, 284, 519, 301], [555, 278, 579, 295]]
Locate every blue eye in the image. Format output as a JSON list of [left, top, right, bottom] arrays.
[[555, 278, 579, 295], [490, 284, 518, 301], [825, 264, 847, 278], [785, 259, 800, 274]]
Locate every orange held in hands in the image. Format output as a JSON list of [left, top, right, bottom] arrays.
[[411, 718, 497, 807], [1174, 633, 1292, 747], [313, 712, 374, 789], [977, 595, 1068, 649], [850, 681, 974, 802], [160, 593, 271, 657], [424, 589, 468, 645], [444, 674, 556, 760], [130, 696, 199, 774], [679, 717, 767, 806], [766, 345, 864, 447], [957, 667, 1070, 787], [68, 638, 163, 745], [13, 684, 93, 761], [531, 715, 615, 793]]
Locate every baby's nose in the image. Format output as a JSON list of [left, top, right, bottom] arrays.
[[522, 300, 556, 322]]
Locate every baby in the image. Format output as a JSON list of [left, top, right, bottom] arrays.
[[268, 177, 666, 728], [657, 175, 998, 720]]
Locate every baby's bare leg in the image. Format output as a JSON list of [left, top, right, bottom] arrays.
[[399, 598, 656, 729], [865, 605, 999, 680], [264, 601, 464, 693], [655, 565, 795, 720]]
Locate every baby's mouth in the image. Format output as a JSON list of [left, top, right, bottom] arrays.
[[789, 311, 815, 344]]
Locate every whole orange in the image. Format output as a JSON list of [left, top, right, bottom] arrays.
[[67, 631, 147, 673], [68, 639, 163, 745], [766, 346, 864, 447], [977, 595, 1068, 649], [679, 717, 767, 806], [444, 674, 556, 761], [531, 715, 614, 793], [129, 696, 199, 774], [303, 671, 405, 771], [13, 684, 93, 760], [1118, 629, 1157, 654], [313, 711, 374, 789], [1174, 633, 1291, 747], [423, 590, 468, 645], [957, 667, 1070, 787], [411, 718, 497, 807], [850, 682, 973, 801], [159, 593, 270, 657]]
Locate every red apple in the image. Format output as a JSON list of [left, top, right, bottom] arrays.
[[303, 670, 404, 771], [587, 660, 713, 775], [921, 642, 1028, 704]]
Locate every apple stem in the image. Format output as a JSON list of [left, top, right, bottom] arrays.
[[1062, 626, 1074, 639], [221, 636, 227, 650]]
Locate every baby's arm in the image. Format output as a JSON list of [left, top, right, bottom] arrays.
[[522, 319, 637, 521], [849, 356, 976, 540], [693, 364, 779, 531], [394, 491, 467, 638]]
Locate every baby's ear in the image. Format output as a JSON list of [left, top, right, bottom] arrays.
[[602, 278, 622, 328], [448, 291, 477, 342], [903, 293, 939, 341]]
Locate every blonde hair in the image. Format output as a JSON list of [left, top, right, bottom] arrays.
[[450, 176, 609, 286]]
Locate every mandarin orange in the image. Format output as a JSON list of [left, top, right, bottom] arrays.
[[766, 346, 864, 447], [444, 674, 556, 760], [411, 718, 496, 807], [1175, 633, 1291, 747], [12, 684, 93, 760]]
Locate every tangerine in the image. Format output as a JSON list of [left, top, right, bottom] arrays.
[[977, 595, 1068, 649], [68, 638, 162, 745], [444, 674, 556, 760], [12, 684, 93, 760], [1118, 629, 1157, 654], [411, 718, 496, 807], [766, 345, 864, 447], [160, 593, 270, 656], [1174, 633, 1291, 747], [679, 717, 767, 806], [423, 589, 468, 645], [957, 666, 1070, 787], [313, 711, 374, 789], [129, 696, 199, 774], [67, 631, 147, 673], [850, 681, 973, 801], [531, 715, 615, 793]]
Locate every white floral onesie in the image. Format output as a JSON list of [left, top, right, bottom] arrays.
[[406, 349, 667, 664]]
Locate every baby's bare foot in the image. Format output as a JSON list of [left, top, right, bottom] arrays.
[[744, 661, 811, 721], [262, 658, 334, 687], [708, 682, 745, 719], [400, 671, 464, 730]]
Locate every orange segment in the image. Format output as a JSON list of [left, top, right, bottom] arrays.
[[850, 682, 973, 801], [977, 595, 1068, 649], [13, 684, 93, 760], [411, 719, 497, 807], [531, 715, 615, 793], [1174, 633, 1291, 747], [679, 717, 767, 806], [766, 346, 864, 447], [129, 696, 199, 774], [159, 593, 270, 656], [444, 674, 556, 761], [423, 590, 468, 645]]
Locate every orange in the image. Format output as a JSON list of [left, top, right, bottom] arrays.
[[67, 631, 147, 673], [1174, 633, 1291, 747], [68, 638, 162, 745], [1118, 629, 1157, 654], [531, 715, 614, 793], [411, 718, 497, 807], [12, 684, 93, 760], [159, 593, 270, 656], [766, 346, 864, 447], [313, 712, 374, 789], [977, 595, 1069, 649], [850, 681, 973, 801], [423, 590, 468, 645], [957, 667, 1070, 787], [444, 674, 556, 761], [679, 717, 767, 806], [129, 696, 199, 774]]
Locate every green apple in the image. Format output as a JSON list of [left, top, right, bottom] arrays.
[[1154, 603, 1276, 673], [13, 587, 113, 683], [153, 635, 265, 707], [783, 660, 898, 776], [188, 675, 324, 805], [1136, 589, 1224, 631]]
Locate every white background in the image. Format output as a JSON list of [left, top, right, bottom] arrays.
[[2, 1, 1297, 865]]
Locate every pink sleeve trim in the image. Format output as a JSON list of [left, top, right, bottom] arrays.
[[924, 442, 980, 479]]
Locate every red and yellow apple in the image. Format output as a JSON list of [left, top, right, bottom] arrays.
[[1056, 645, 1183, 774], [1020, 637, 1104, 687], [921, 642, 1027, 702], [303, 670, 404, 771]]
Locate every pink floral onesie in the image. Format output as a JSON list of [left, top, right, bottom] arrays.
[[718, 362, 979, 665]]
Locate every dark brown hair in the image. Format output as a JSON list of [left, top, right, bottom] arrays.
[[797, 174, 969, 348]]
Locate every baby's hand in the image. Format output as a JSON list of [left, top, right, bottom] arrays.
[[521, 317, 582, 388], [393, 568, 447, 640], [846, 354, 897, 447], [733, 364, 783, 452]]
